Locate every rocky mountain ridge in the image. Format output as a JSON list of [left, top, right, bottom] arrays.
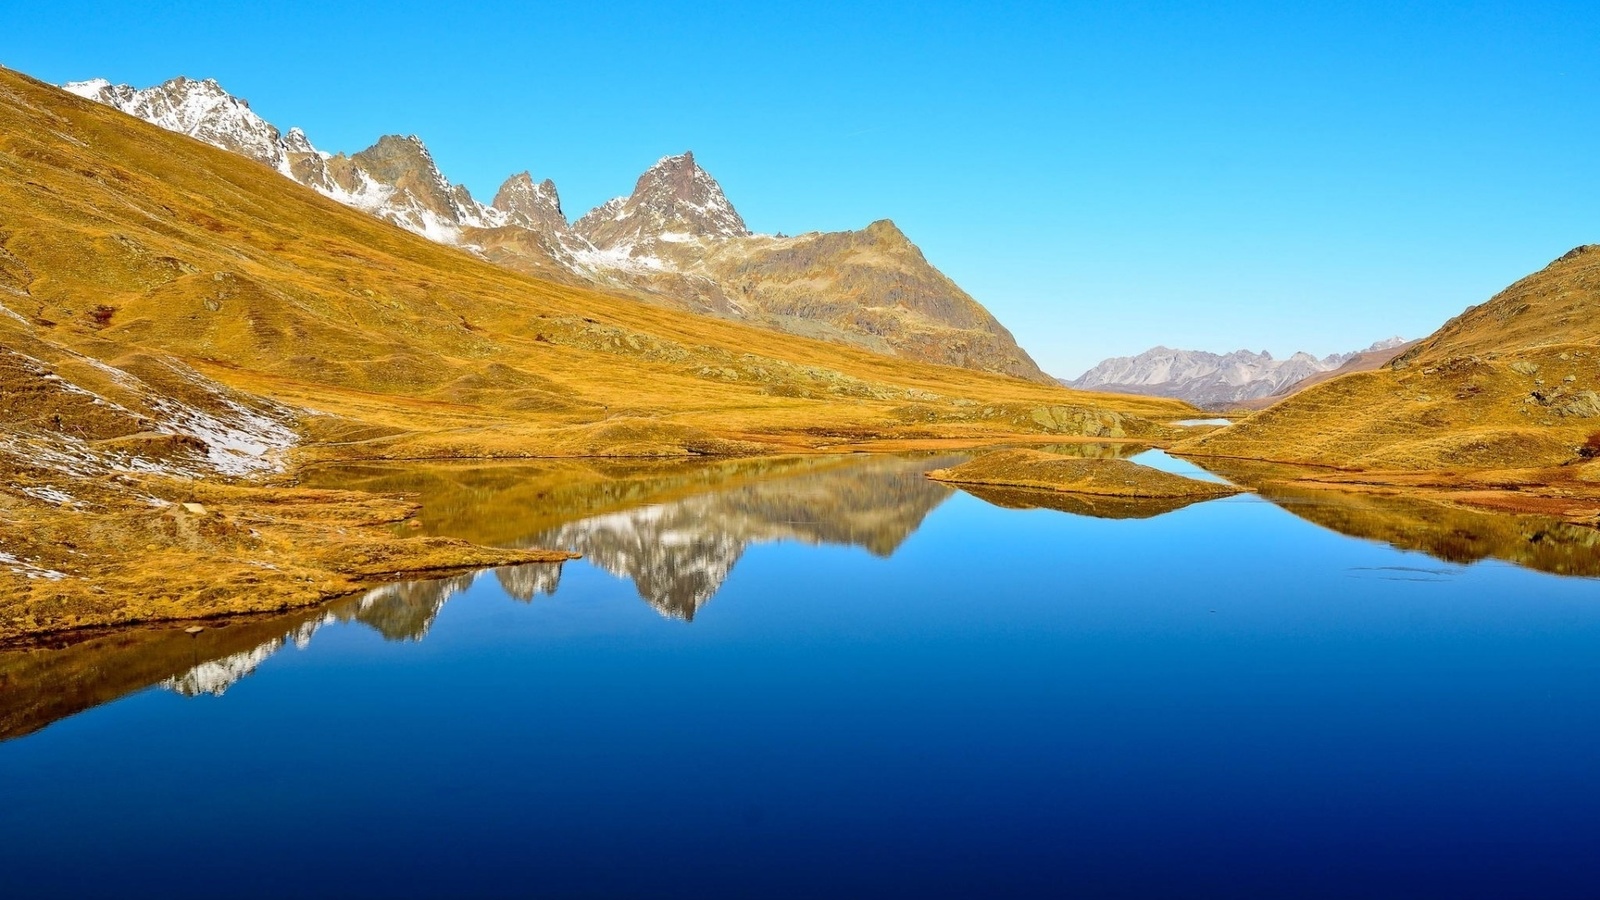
[[1068, 338, 1408, 409], [64, 76, 1049, 383]]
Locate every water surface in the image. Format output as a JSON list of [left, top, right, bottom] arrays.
[[3, 452, 1598, 898]]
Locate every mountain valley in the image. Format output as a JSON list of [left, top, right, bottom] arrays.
[[0, 65, 1187, 640]]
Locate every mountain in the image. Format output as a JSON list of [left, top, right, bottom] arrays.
[[2, 65, 1190, 639], [303, 453, 963, 620], [63, 78, 504, 243], [63, 76, 292, 174], [515, 454, 957, 619], [64, 76, 1049, 383], [1179, 246, 1600, 471], [1233, 339, 1419, 411], [574, 149, 749, 251], [1067, 338, 1409, 409]]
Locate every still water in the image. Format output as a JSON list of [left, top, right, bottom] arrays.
[[3, 451, 1599, 898]]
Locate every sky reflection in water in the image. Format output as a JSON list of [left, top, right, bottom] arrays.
[[2, 452, 1598, 898]]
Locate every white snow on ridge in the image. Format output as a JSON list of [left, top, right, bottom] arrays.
[[62, 77, 768, 299], [0, 550, 68, 581], [66, 76, 295, 177], [63, 76, 504, 246], [4, 348, 298, 481], [162, 613, 334, 697]]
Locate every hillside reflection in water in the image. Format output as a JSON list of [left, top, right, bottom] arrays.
[[4, 450, 1600, 897]]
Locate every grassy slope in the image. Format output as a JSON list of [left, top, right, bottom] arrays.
[[1179, 246, 1600, 472], [1231, 340, 1418, 411]]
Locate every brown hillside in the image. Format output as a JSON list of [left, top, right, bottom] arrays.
[[1179, 247, 1600, 472]]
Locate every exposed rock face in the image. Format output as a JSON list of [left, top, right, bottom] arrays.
[[64, 77, 1050, 383], [65, 76, 500, 243], [1069, 338, 1408, 409], [575, 151, 748, 255], [667, 220, 1043, 379], [492, 173, 569, 235], [321, 135, 495, 241]]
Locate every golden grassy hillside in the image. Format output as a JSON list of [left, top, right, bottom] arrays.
[[1190, 458, 1600, 573], [1179, 246, 1600, 472], [0, 65, 1198, 640]]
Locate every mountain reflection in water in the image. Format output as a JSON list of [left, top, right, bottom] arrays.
[[6, 448, 1599, 744], [304, 452, 967, 619], [0, 576, 500, 740], [0, 453, 963, 740], [515, 455, 960, 618]]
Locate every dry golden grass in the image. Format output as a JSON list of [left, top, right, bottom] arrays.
[[1180, 246, 1600, 473], [927, 448, 1240, 499], [0, 469, 573, 641]]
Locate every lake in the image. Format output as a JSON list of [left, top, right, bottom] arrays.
[[3, 451, 1598, 898]]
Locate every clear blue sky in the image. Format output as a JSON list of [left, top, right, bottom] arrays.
[[5, 1, 1597, 376]]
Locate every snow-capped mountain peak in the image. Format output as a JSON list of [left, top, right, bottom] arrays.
[[63, 77, 503, 243], [65, 75, 293, 176]]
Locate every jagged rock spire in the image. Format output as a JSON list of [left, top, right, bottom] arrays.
[[574, 151, 748, 251]]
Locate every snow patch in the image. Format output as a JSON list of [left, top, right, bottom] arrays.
[[0, 550, 68, 581]]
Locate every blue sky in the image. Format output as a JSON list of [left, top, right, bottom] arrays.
[[6, 1, 1597, 376]]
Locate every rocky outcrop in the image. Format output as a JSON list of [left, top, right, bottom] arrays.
[[64, 76, 502, 243], [492, 173, 570, 235], [318, 135, 496, 241], [575, 151, 748, 254]]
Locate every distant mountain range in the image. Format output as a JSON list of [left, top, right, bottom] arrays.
[[1066, 338, 1410, 409], [64, 76, 1049, 383]]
